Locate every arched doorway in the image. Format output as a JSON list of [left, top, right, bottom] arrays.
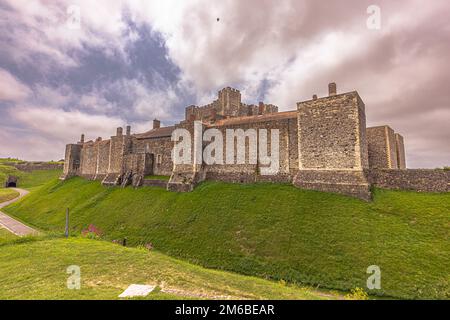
[[5, 176, 18, 188]]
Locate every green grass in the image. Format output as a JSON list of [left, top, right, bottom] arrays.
[[0, 237, 335, 300], [0, 188, 19, 203], [0, 158, 25, 164], [18, 169, 62, 191], [0, 164, 21, 186], [144, 175, 170, 181], [0, 227, 17, 244], [0, 162, 62, 191], [4, 177, 450, 299]]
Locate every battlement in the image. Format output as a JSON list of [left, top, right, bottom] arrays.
[[185, 87, 278, 122], [219, 86, 240, 94]]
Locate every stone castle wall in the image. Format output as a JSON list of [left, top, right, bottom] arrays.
[[96, 140, 111, 178], [203, 113, 298, 183], [134, 136, 173, 176], [62, 83, 447, 200], [367, 125, 404, 169], [368, 169, 449, 192], [62, 144, 82, 177], [297, 91, 368, 170], [185, 87, 279, 123], [294, 89, 371, 200], [395, 133, 406, 169], [80, 142, 97, 178]]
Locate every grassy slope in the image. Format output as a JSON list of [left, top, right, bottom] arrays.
[[0, 227, 17, 244], [0, 188, 19, 203], [0, 161, 62, 192], [15, 169, 62, 191], [144, 175, 170, 181], [0, 237, 334, 300], [0, 164, 21, 186], [4, 177, 450, 299]]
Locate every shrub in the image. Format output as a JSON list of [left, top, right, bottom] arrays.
[[81, 224, 102, 239], [345, 288, 369, 300]]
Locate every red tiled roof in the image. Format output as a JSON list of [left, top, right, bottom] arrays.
[[211, 111, 297, 127], [134, 126, 176, 139]]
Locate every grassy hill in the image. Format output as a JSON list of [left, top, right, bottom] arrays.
[[0, 189, 19, 203], [4, 177, 449, 299], [0, 167, 61, 192], [0, 237, 337, 300], [0, 227, 17, 244]]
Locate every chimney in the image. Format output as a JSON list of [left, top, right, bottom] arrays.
[[328, 82, 337, 96], [126, 125, 131, 136], [258, 102, 265, 115], [116, 127, 123, 136], [153, 119, 161, 129], [80, 134, 85, 144], [312, 94, 318, 100]]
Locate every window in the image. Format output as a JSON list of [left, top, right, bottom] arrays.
[[157, 154, 162, 165]]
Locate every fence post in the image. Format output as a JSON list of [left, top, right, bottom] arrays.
[[65, 208, 69, 238]]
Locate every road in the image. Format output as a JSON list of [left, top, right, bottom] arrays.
[[0, 188, 39, 236]]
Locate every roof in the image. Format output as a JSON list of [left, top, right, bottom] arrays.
[[211, 111, 297, 127], [134, 126, 176, 139]]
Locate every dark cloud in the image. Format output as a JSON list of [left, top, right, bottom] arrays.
[[0, 0, 448, 167]]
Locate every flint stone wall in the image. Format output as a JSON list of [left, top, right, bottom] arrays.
[[13, 162, 64, 172], [297, 92, 369, 170], [368, 169, 449, 192]]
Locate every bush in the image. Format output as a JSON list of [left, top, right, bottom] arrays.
[[345, 288, 369, 300]]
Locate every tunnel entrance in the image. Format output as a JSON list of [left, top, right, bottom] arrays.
[[5, 176, 18, 188]]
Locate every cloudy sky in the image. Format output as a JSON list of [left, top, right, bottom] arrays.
[[0, 0, 448, 167]]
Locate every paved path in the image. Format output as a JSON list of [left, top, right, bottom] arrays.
[[0, 188, 39, 236]]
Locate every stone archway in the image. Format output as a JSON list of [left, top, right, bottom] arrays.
[[5, 176, 18, 188]]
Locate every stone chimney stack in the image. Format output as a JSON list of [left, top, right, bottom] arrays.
[[80, 134, 85, 144], [258, 102, 265, 115], [126, 125, 131, 136], [116, 127, 123, 136], [153, 119, 161, 129], [312, 94, 318, 100], [328, 82, 337, 96]]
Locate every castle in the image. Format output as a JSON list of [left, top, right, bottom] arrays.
[[62, 83, 449, 200]]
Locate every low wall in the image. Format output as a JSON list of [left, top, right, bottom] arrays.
[[293, 170, 372, 201], [142, 179, 168, 188], [12, 162, 64, 172], [368, 169, 449, 193]]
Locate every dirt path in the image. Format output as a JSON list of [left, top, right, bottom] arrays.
[[0, 188, 38, 237]]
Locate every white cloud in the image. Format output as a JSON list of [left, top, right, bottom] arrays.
[[0, 68, 31, 102], [0, 0, 449, 167], [10, 106, 124, 143]]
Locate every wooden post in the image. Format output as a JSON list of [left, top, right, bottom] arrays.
[[65, 208, 69, 238]]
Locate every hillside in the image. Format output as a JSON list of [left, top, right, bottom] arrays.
[[4, 177, 450, 299], [0, 237, 336, 300], [0, 227, 17, 244], [0, 161, 61, 191], [0, 188, 19, 203]]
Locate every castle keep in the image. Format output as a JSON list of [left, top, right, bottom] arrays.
[[62, 83, 447, 200]]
